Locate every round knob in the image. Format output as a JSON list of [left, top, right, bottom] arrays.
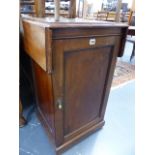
[[57, 98, 63, 110], [58, 103, 62, 109]]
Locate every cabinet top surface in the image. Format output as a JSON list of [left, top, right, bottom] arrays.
[[21, 14, 128, 28]]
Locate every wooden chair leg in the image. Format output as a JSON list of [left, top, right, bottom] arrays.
[[19, 99, 27, 128]]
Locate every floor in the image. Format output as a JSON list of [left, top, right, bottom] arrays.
[[19, 41, 135, 155]]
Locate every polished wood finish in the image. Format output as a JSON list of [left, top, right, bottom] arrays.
[[22, 21, 46, 71], [64, 46, 112, 135], [21, 15, 128, 154], [33, 61, 55, 133], [22, 20, 53, 72]]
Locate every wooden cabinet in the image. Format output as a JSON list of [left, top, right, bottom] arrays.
[[21, 15, 128, 154]]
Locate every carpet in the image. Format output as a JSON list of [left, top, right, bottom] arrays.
[[112, 60, 135, 87]]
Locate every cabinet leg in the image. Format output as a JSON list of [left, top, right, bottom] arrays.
[[19, 99, 27, 128]]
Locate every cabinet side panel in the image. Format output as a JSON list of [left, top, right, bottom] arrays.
[[32, 61, 55, 137]]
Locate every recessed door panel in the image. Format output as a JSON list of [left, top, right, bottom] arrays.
[[64, 46, 113, 136]]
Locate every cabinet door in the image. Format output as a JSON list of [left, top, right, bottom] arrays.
[[53, 37, 118, 146], [64, 46, 113, 134]]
